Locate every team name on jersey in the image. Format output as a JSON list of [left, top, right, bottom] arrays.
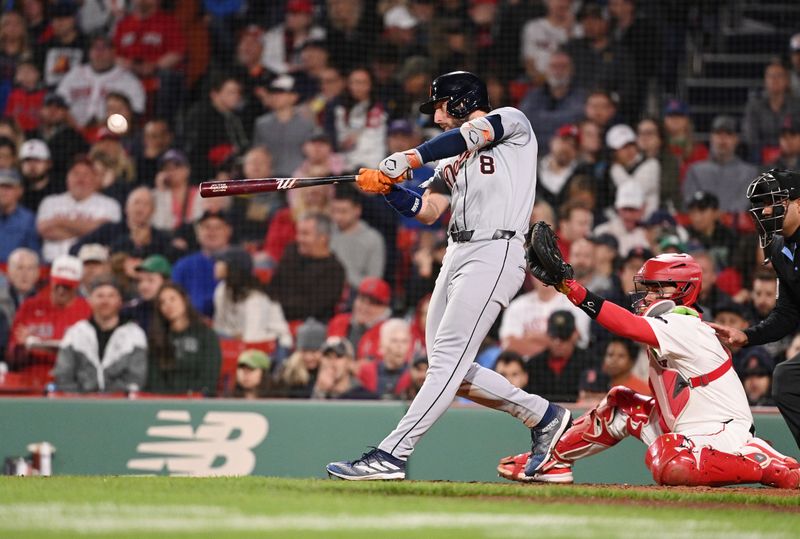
[[441, 150, 472, 188]]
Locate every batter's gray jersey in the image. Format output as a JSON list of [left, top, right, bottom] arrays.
[[429, 107, 538, 240]]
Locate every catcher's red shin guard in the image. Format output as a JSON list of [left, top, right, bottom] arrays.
[[740, 438, 800, 489], [646, 434, 763, 487], [551, 386, 656, 464]]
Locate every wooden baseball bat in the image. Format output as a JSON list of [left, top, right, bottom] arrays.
[[199, 174, 357, 198]]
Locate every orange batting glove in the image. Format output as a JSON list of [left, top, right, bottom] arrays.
[[356, 168, 393, 194]]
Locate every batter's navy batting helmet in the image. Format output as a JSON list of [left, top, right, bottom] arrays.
[[419, 71, 491, 119]]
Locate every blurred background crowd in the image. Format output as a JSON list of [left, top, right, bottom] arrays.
[[0, 0, 797, 406]]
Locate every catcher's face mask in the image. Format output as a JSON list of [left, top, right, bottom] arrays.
[[631, 280, 691, 315], [747, 171, 790, 249]]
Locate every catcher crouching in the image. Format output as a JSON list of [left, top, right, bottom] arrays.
[[497, 222, 800, 488]]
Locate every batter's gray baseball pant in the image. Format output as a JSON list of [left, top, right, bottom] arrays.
[[379, 239, 551, 459]]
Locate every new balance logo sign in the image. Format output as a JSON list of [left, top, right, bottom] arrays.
[[126, 410, 268, 476], [276, 178, 298, 190]]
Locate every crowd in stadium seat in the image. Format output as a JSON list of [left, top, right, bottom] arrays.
[[0, 0, 797, 405]]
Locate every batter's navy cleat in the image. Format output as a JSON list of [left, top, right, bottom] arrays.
[[326, 447, 406, 481], [525, 404, 571, 476]]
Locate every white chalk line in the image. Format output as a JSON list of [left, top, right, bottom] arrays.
[[0, 503, 789, 539]]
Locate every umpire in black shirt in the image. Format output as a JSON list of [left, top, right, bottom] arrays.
[[711, 169, 800, 449]]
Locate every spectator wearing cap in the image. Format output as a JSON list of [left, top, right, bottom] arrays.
[[232, 349, 273, 399], [740, 348, 775, 406], [500, 279, 591, 357], [682, 116, 758, 213], [171, 210, 232, 318], [790, 34, 800, 96], [56, 33, 145, 131], [35, 92, 88, 185], [526, 310, 591, 402], [593, 182, 650, 257], [124, 254, 171, 332], [519, 50, 586, 151], [358, 318, 414, 399], [494, 350, 529, 390], [773, 113, 800, 169], [71, 186, 175, 262], [383, 4, 420, 50], [76, 243, 110, 296], [4, 60, 45, 133], [112, 0, 185, 121], [563, 2, 636, 119], [685, 191, 737, 270], [636, 117, 681, 212], [36, 157, 121, 262], [329, 184, 385, 291], [0, 168, 38, 262], [261, 0, 326, 75], [605, 123, 660, 219], [183, 72, 248, 180], [151, 149, 202, 232], [52, 276, 147, 393], [212, 247, 292, 348], [33, 1, 86, 89], [601, 337, 649, 395], [328, 276, 392, 361], [537, 124, 580, 208], [7, 254, 91, 386], [292, 129, 347, 179], [277, 317, 327, 398], [333, 67, 388, 171], [520, 0, 582, 85], [312, 335, 375, 399], [742, 59, 800, 164], [252, 74, 316, 177], [147, 283, 221, 396], [662, 99, 708, 181]]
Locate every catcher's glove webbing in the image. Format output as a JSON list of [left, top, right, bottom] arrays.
[[525, 221, 574, 287]]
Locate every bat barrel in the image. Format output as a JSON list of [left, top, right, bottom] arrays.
[[199, 175, 356, 198]]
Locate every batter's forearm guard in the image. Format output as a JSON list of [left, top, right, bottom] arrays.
[[384, 185, 422, 217]]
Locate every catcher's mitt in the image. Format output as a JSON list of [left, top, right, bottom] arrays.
[[525, 221, 574, 287]]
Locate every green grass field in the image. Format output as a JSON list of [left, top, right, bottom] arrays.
[[1, 477, 798, 539]]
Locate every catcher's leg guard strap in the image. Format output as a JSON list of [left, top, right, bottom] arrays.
[[646, 434, 762, 487]]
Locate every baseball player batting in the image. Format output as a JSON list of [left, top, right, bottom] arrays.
[[498, 250, 800, 488], [326, 71, 572, 480]]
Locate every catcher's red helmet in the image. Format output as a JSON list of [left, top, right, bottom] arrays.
[[633, 253, 702, 311]]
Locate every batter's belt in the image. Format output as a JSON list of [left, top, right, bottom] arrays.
[[449, 228, 516, 243]]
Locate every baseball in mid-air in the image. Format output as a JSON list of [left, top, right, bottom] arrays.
[[107, 113, 128, 134]]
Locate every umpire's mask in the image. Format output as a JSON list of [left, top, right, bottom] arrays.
[[747, 169, 800, 248]]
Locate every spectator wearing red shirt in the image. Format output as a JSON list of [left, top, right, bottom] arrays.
[[7, 254, 91, 386], [4, 60, 45, 134], [358, 318, 414, 398], [328, 277, 392, 361], [113, 0, 185, 121]]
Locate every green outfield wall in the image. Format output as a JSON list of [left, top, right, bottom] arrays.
[[0, 399, 795, 484]]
